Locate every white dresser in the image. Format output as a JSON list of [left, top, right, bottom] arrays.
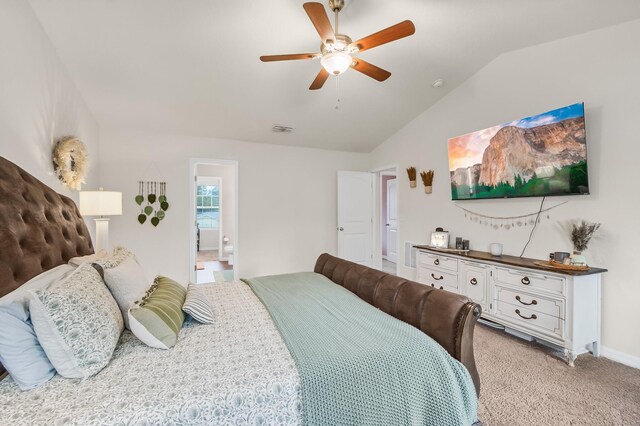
[[416, 247, 606, 365]]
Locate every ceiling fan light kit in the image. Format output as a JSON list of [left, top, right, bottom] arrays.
[[321, 52, 352, 75], [260, 1, 415, 90]]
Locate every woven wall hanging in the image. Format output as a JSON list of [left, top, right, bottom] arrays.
[[135, 181, 169, 227]]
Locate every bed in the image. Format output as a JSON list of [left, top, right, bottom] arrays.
[[0, 156, 481, 425]]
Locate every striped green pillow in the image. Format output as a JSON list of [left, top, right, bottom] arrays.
[[128, 276, 187, 349], [182, 284, 215, 324]]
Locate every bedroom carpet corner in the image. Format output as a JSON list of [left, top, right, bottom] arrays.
[[475, 325, 640, 425]]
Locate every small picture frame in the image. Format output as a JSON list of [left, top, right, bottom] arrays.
[[430, 231, 449, 249]]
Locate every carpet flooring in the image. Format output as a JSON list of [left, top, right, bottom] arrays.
[[475, 324, 640, 425]]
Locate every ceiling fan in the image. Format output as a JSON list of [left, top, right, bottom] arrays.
[[260, 0, 415, 90]]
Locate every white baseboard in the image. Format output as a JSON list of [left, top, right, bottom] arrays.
[[199, 246, 218, 251], [600, 345, 640, 369]]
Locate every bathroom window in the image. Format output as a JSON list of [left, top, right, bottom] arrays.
[[196, 184, 219, 229]]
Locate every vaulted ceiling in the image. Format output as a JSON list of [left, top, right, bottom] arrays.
[[29, 0, 640, 152]]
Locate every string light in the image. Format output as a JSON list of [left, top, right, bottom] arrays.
[[455, 201, 567, 230]]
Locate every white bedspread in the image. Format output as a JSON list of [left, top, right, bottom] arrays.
[[0, 282, 302, 425]]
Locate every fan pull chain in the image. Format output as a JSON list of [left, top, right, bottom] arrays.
[[335, 75, 341, 110]]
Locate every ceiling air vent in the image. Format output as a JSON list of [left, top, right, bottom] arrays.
[[271, 125, 293, 133]]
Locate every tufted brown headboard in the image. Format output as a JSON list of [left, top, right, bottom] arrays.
[[0, 156, 94, 379]]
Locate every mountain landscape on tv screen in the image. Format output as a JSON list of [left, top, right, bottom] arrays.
[[448, 104, 589, 200]]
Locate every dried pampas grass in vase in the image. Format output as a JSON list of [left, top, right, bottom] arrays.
[[569, 220, 600, 266], [406, 167, 417, 188], [420, 170, 434, 194]]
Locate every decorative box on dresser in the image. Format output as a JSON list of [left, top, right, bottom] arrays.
[[415, 246, 607, 365]]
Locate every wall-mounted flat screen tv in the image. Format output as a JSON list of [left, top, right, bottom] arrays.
[[448, 102, 589, 200]]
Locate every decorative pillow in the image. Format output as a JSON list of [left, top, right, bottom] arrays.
[[0, 264, 75, 390], [67, 249, 108, 267], [95, 246, 149, 330], [0, 302, 56, 390], [182, 284, 215, 324], [29, 263, 124, 380], [129, 276, 187, 349]]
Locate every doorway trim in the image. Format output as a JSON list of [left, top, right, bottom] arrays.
[[189, 158, 239, 284], [371, 164, 399, 275]]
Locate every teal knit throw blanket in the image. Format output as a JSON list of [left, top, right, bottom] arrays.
[[244, 272, 478, 426]]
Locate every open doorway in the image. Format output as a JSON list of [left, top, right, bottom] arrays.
[[379, 169, 398, 274], [189, 159, 238, 284]]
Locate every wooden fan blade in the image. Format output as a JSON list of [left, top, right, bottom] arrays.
[[303, 2, 335, 44], [351, 58, 391, 82], [309, 68, 330, 90], [349, 20, 415, 53], [260, 53, 319, 62]]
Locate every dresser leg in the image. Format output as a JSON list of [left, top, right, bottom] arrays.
[[564, 349, 577, 366]]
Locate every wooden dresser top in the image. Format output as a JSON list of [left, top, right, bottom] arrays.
[[414, 246, 608, 276]]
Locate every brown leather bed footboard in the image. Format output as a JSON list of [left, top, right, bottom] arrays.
[[314, 253, 481, 395]]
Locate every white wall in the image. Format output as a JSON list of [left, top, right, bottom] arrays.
[[371, 20, 640, 360], [0, 0, 99, 204], [99, 128, 369, 283]]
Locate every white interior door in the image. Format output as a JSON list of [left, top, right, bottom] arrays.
[[337, 171, 373, 266], [386, 178, 398, 263]]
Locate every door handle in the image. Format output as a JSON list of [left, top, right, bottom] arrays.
[[337, 227, 344, 231], [386, 223, 390, 226]]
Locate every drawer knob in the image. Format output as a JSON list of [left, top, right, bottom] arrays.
[[431, 283, 435, 288], [521, 276, 531, 285], [439, 286, 444, 290], [515, 309, 537, 320], [515, 295, 537, 306], [470, 278, 478, 285], [434, 259, 440, 265], [431, 273, 444, 281]]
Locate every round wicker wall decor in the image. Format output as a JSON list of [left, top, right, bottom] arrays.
[[52, 136, 88, 191]]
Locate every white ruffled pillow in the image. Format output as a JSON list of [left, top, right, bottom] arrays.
[[95, 247, 149, 330], [67, 250, 108, 267]]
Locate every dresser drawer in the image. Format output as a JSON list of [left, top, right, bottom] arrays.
[[461, 261, 490, 308], [495, 286, 564, 319], [494, 267, 565, 295], [417, 252, 458, 272], [494, 300, 564, 339], [418, 267, 458, 290]]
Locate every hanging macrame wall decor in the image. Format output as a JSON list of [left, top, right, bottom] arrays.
[[455, 201, 567, 230], [135, 181, 169, 227]]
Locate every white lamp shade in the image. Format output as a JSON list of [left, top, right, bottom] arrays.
[[321, 52, 352, 76], [79, 190, 122, 216]]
